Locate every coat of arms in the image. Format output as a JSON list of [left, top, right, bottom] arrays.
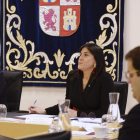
[[39, 0, 80, 36]]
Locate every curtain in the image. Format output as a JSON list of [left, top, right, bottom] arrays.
[[0, 0, 124, 87]]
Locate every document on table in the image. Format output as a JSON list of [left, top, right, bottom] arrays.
[[15, 114, 55, 125], [78, 118, 101, 123], [25, 117, 53, 125], [15, 114, 57, 119], [0, 118, 24, 123], [54, 116, 78, 121], [71, 120, 100, 132], [0, 116, 53, 125], [72, 131, 95, 138], [78, 118, 125, 123]]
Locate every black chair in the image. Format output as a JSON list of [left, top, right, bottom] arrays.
[[20, 131, 71, 140], [114, 81, 128, 115], [2, 70, 23, 112]]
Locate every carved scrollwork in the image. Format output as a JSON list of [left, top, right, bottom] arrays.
[[106, 0, 118, 13], [6, 14, 56, 79], [96, 30, 107, 47], [6, 13, 80, 80], [5, 0, 120, 82], [54, 49, 65, 69], [96, 13, 117, 49], [104, 41, 117, 80], [6, 0, 16, 14], [95, 0, 119, 80], [65, 53, 80, 72], [55, 53, 80, 79]]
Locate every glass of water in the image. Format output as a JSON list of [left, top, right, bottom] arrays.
[[48, 99, 71, 133], [101, 114, 119, 133], [0, 104, 7, 118], [101, 92, 120, 133], [58, 99, 71, 131], [48, 124, 62, 133], [101, 114, 114, 125]]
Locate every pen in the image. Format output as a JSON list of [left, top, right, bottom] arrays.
[[33, 100, 37, 105], [31, 100, 37, 109]]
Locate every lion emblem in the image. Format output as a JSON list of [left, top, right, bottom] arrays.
[[43, 9, 57, 31]]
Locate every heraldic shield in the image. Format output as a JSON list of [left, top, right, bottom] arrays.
[[39, 0, 80, 36]]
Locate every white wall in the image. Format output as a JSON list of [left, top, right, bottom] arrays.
[[122, 0, 140, 114], [20, 0, 140, 114], [20, 87, 66, 111]]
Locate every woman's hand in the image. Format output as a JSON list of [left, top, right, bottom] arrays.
[[28, 105, 46, 114], [68, 108, 77, 117]]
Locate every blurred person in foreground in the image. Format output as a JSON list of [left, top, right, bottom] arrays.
[[118, 46, 140, 140], [29, 41, 114, 117]]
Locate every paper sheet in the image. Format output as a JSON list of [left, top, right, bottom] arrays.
[[0, 118, 24, 123], [78, 118, 125, 123], [72, 131, 95, 138], [71, 120, 100, 132], [15, 114, 57, 119], [25, 117, 53, 125], [78, 118, 101, 123], [54, 117, 78, 121]]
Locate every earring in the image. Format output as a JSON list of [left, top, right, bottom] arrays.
[[94, 63, 96, 68]]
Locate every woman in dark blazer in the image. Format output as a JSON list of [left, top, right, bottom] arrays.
[[29, 42, 114, 117], [0, 70, 7, 105]]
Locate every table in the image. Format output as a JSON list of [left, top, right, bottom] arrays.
[[6, 112, 118, 140]]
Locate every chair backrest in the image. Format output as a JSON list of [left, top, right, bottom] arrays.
[[0, 70, 7, 105], [114, 81, 128, 115], [21, 131, 71, 140], [2, 70, 23, 112]]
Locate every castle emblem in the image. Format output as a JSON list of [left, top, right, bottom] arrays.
[[63, 8, 77, 31], [39, 0, 80, 36]]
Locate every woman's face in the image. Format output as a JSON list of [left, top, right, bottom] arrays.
[[78, 47, 96, 72]]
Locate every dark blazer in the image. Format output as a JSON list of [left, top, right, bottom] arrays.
[[118, 103, 140, 140], [45, 70, 114, 117], [0, 70, 7, 105]]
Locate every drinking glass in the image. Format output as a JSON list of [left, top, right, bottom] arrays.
[[48, 99, 71, 133], [0, 104, 7, 118], [101, 114, 115, 133], [48, 124, 62, 133], [101, 92, 120, 133], [58, 99, 71, 131]]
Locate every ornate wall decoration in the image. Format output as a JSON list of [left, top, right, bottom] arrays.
[[1, 0, 124, 86]]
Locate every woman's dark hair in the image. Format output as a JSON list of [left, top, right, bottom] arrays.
[[69, 42, 106, 82], [79, 41, 106, 75]]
